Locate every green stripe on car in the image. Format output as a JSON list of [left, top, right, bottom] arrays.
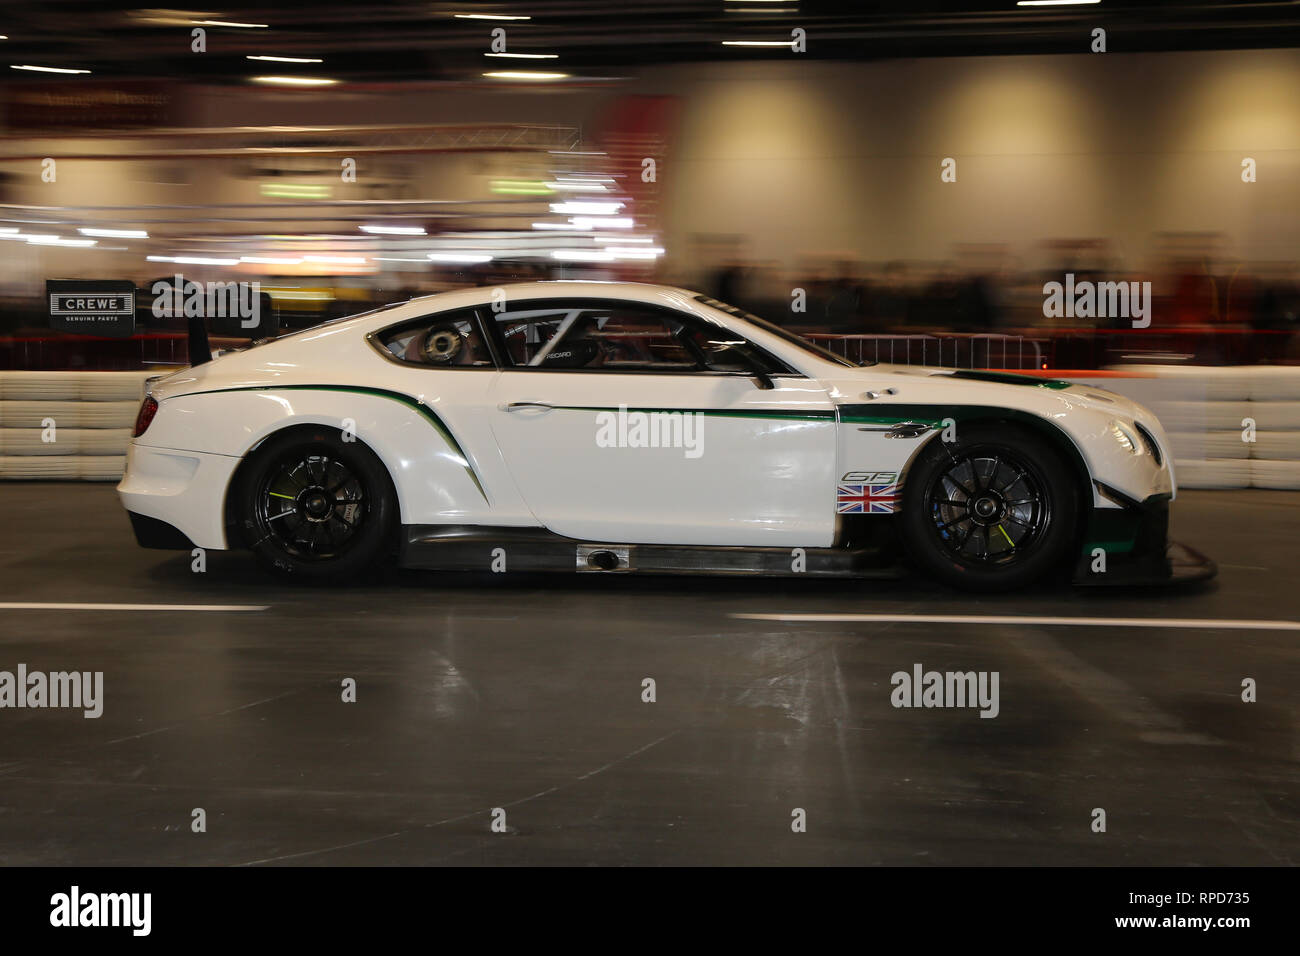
[[184, 384, 489, 503]]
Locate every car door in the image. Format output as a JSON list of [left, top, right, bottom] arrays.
[[485, 298, 837, 546]]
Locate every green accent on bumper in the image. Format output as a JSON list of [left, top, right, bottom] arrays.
[[1085, 538, 1139, 555], [186, 384, 488, 503]]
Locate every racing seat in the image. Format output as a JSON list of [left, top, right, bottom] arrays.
[[535, 314, 604, 368]]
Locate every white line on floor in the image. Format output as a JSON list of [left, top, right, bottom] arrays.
[[732, 612, 1300, 631], [0, 602, 267, 612]]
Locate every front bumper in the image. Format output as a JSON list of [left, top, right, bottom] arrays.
[[1072, 491, 1216, 586]]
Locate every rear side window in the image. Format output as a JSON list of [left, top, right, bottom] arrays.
[[372, 310, 494, 368]]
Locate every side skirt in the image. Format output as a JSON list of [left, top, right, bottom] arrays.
[[399, 525, 901, 578]]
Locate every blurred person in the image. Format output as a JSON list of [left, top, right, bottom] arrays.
[[873, 260, 912, 331], [712, 260, 747, 306], [1250, 262, 1300, 362], [823, 260, 867, 332]]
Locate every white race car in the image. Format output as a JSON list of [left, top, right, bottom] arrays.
[[118, 281, 1214, 590]]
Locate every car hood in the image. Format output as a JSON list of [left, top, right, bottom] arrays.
[[818, 363, 1160, 431]]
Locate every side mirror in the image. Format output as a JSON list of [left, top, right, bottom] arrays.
[[704, 338, 775, 388]]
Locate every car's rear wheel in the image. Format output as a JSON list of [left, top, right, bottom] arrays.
[[899, 422, 1078, 591], [234, 428, 396, 583]]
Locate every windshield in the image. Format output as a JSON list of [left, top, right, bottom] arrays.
[[693, 295, 863, 368]]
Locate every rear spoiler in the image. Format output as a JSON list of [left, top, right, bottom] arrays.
[[187, 313, 212, 366]]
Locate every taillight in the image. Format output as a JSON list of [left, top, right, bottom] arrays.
[[133, 396, 159, 437]]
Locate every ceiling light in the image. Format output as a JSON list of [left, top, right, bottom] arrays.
[[483, 71, 569, 81], [1016, 1, 1100, 5], [79, 227, 148, 239], [606, 246, 664, 256], [551, 250, 615, 262], [454, 13, 532, 20], [147, 256, 239, 265], [571, 217, 633, 229], [27, 236, 95, 246], [546, 180, 607, 192], [550, 201, 622, 215], [485, 52, 559, 59], [240, 256, 304, 265], [246, 55, 324, 63], [721, 40, 795, 47], [260, 183, 332, 199], [10, 64, 91, 74], [192, 19, 269, 28], [251, 75, 339, 86], [428, 253, 494, 264], [359, 225, 427, 235]]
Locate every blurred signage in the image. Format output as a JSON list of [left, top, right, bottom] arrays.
[[47, 280, 136, 337], [5, 81, 175, 130]]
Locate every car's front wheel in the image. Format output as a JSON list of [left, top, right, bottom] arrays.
[[234, 427, 397, 583], [899, 422, 1079, 592]]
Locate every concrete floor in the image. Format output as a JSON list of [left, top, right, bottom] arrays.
[[0, 483, 1296, 866]]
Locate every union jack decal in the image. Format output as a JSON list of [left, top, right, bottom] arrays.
[[836, 482, 901, 514]]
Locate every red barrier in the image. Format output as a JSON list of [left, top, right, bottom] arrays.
[[0, 333, 247, 370]]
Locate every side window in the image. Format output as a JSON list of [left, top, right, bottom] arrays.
[[374, 310, 493, 368], [491, 301, 792, 374], [675, 322, 789, 374]]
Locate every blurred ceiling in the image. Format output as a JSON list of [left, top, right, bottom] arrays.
[[1, 1, 1298, 84]]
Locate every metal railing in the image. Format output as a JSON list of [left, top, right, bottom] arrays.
[[804, 333, 1045, 370]]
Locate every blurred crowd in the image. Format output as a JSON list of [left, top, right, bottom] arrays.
[[697, 257, 1300, 339], [4, 243, 1299, 369]]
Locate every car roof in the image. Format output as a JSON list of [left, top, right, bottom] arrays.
[[326, 281, 713, 333], [401, 280, 701, 310]]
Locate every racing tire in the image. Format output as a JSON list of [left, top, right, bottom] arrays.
[[900, 422, 1079, 592], [234, 427, 397, 583]]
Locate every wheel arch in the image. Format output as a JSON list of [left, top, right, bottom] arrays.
[[222, 422, 397, 550], [902, 409, 1094, 537]]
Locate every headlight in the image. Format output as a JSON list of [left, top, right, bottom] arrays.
[[1109, 420, 1140, 454], [1133, 421, 1164, 465]]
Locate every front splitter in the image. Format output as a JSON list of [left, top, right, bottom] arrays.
[[1073, 541, 1217, 587]]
